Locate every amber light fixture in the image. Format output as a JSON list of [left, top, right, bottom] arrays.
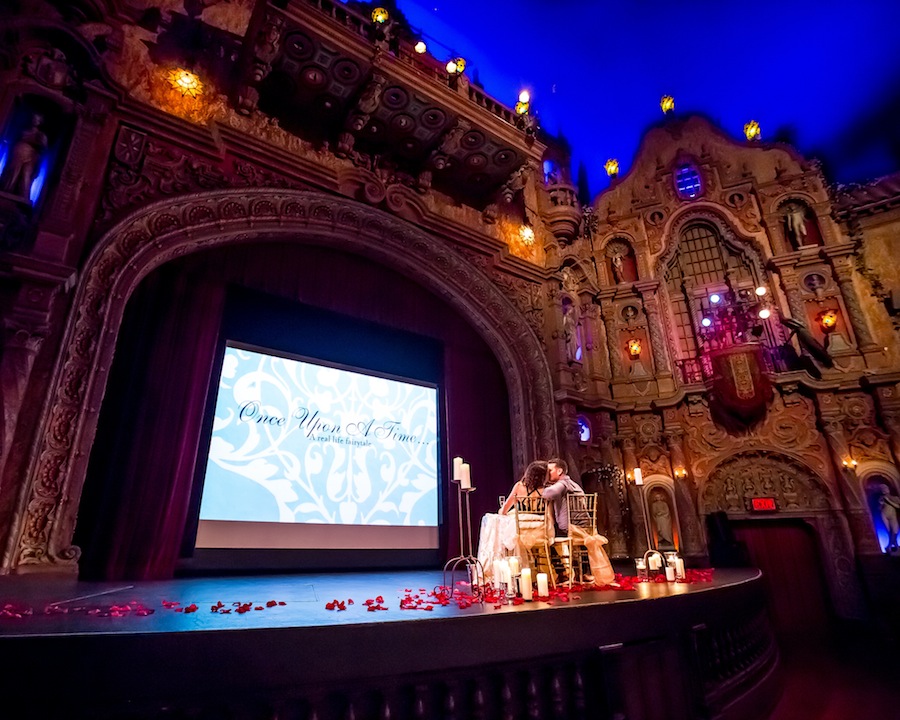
[[166, 68, 203, 98], [744, 120, 761, 141], [371, 7, 389, 23], [628, 338, 642, 358], [515, 89, 530, 115], [605, 158, 619, 177], [818, 309, 839, 332], [519, 224, 535, 245], [660, 95, 675, 114], [446, 57, 466, 75], [674, 467, 688, 479], [842, 457, 858, 469], [414, 41, 427, 54]]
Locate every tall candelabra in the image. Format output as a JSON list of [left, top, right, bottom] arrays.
[[441, 458, 484, 594]]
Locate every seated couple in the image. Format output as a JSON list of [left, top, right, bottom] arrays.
[[500, 458, 583, 538], [499, 458, 586, 584]]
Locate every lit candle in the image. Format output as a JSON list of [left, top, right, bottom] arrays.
[[508, 556, 520, 576], [453, 456, 464, 482], [536, 572, 549, 597], [665, 566, 676, 582], [492, 559, 503, 587], [649, 554, 661, 571], [675, 558, 686, 580], [460, 463, 472, 489], [520, 568, 533, 600], [501, 559, 512, 586]]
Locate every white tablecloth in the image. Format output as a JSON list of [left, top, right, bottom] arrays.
[[476, 513, 519, 580]]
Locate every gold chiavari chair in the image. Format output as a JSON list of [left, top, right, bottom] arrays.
[[513, 495, 555, 589]]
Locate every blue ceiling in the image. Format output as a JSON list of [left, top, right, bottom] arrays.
[[392, 0, 900, 198]]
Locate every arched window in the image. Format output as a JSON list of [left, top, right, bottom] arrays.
[[674, 164, 703, 200], [577, 415, 591, 443], [664, 221, 758, 362]]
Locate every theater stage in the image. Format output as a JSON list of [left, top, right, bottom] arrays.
[[0, 568, 779, 720]]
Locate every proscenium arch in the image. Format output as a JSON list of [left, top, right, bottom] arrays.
[[6, 189, 558, 572]]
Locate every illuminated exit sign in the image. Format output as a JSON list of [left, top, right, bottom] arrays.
[[750, 497, 777, 512]]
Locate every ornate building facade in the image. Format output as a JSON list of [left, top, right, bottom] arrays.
[[1, 0, 899, 620]]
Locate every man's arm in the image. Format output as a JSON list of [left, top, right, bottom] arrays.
[[542, 480, 565, 500]]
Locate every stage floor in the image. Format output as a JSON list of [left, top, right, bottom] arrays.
[[0, 567, 752, 637]]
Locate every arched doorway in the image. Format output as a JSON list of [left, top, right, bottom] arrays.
[[702, 450, 865, 621], [6, 190, 557, 575]]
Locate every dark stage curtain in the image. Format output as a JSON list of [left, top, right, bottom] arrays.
[[78, 242, 513, 579], [77, 264, 225, 580]]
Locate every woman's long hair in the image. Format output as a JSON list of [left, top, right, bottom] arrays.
[[521, 460, 549, 494]]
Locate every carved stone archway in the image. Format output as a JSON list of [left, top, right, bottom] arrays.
[[702, 450, 866, 619], [4, 189, 557, 573]]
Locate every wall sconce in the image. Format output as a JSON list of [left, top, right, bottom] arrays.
[[166, 68, 203, 98], [842, 457, 858, 470], [628, 338, 642, 358], [757, 307, 771, 319], [633, 467, 644, 485], [660, 95, 675, 114], [818, 309, 839, 333], [604, 158, 619, 177], [755, 286, 767, 297], [519, 224, 535, 245], [744, 120, 761, 141], [414, 41, 427, 54], [674, 467, 687, 479], [371, 7, 390, 23]]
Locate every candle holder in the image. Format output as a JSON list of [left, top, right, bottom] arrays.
[[643, 548, 665, 576], [441, 477, 483, 600]]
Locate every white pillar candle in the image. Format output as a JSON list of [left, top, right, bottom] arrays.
[[508, 556, 520, 576], [675, 558, 685, 579], [460, 463, 472, 489], [492, 559, 503, 586], [649, 554, 661, 571], [453, 456, 464, 482], [520, 568, 533, 600], [536, 572, 549, 597], [665, 566, 676, 582], [502, 559, 512, 586]]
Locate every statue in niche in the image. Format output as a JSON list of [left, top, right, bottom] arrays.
[[649, 488, 675, 549], [784, 203, 809, 248], [562, 303, 580, 364], [878, 484, 900, 552], [0, 114, 47, 199], [606, 240, 630, 284]]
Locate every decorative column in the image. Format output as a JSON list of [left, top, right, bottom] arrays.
[[874, 385, 900, 469], [665, 427, 703, 556], [620, 434, 648, 554], [600, 300, 624, 381], [827, 252, 879, 352], [599, 424, 628, 557], [635, 281, 671, 375]]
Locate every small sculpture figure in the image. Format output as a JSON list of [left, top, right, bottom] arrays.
[[784, 203, 808, 248], [878, 484, 900, 552], [562, 305, 580, 364], [611, 254, 625, 283], [0, 114, 47, 199], [650, 489, 675, 547]]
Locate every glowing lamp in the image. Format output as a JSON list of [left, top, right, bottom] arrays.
[[842, 458, 858, 469], [604, 158, 619, 177], [449, 57, 466, 74], [515, 101, 529, 115], [701, 317, 712, 328], [818, 309, 839, 332], [519, 225, 535, 245], [755, 286, 767, 296], [518, 90, 531, 104], [633, 467, 644, 485], [674, 467, 687, 479], [758, 308, 771, 319], [660, 95, 675, 114], [371, 7, 389, 23], [744, 120, 761, 141], [414, 41, 427, 54], [628, 338, 643, 358], [709, 294, 721, 304], [166, 68, 203, 98]]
